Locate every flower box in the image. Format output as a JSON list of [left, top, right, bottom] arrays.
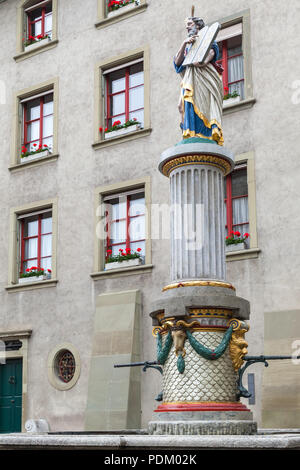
[[24, 37, 51, 52], [105, 258, 142, 270], [20, 150, 50, 163], [104, 124, 141, 140], [18, 275, 47, 284], [226, 242, 246, 253], [107, 1, 137, 18], [223, 96, 241, 108]]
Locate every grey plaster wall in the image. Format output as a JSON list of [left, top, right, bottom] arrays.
[[0, 0, 299, 431]]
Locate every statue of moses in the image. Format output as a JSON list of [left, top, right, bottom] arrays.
[[174, 15, 224, 145]]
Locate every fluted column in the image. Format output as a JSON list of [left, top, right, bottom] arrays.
[[170, 164, 225, 282]]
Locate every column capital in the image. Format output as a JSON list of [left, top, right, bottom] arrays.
[[159, 141, 235, 177]]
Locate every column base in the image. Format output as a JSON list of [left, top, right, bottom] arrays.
[[148, 402, 257, 435], [148, 420, 257, 435]]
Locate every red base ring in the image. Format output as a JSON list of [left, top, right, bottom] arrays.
[[154, 402, 251, 413]]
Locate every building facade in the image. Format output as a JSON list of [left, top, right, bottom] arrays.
[[0, 0, 300, 432]]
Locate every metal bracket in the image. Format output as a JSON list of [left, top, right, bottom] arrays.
[[114, 360, 163, 401], [142, 361, 163, 375], [237, 356, 269, 399], [237, 355, 300, 399]]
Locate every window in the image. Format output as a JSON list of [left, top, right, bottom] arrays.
[[48, 344, 81, 391], [21, 91, 54, 153], [19, 210, 52, 275], [95, 0, 147, 29], [56, 350, 76, 384], [225, 152, 260, 261], [26, 0, 52, 40], [105, 60, 144, 129], [6, 198, 58, 291], [216, 10, 255, 112], [225, 164, 249, 239], [10, 78, 58, 170], [216, 24, 244, 99], [15, 0, 58, 62], [104, 189, 146, 261], [93, 47, 151, 149], [92, 176, 152, 278]]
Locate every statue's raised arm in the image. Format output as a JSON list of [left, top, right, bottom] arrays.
[[174, 15, 224, 145]]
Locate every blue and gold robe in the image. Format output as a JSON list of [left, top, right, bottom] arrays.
[[174, 42, 224, 145]]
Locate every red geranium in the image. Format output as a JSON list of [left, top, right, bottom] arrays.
[[234, 231, 241, 237], [113, 120, 121, 126], [137, 248, 141, 252]]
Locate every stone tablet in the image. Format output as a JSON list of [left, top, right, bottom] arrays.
[[182, 22, 220, 66]]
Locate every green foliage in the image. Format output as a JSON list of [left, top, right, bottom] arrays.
[[105, 119, 141, 133], [105, 252, 141, 263], [157, 331, 173, 365], [186, 326, 233, 360], [177, 353, 185, 374]]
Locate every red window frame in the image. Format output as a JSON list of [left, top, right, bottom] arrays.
[[105, 192, 145, 256], [23, 94, 53, 151], [216, 36, 244, 93], [105, 63, 144, 128], [20, 213, 52, 275], [27, 2, 52, 39], [224, 167, 248, 235]]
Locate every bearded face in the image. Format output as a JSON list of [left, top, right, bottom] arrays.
[[187, 22, 199, 37], [229, 330, 248, 371]]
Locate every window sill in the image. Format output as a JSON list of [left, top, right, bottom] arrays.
[[90, 263, 153, 280], [223, 97, 256, 116], [5, 278, 58, 293], [226, 248, 260, 261], [14, 39, 59, 63], [92, 127, 151, 150], [8, 153, 59, 172], [95, 3, 148, 29]]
